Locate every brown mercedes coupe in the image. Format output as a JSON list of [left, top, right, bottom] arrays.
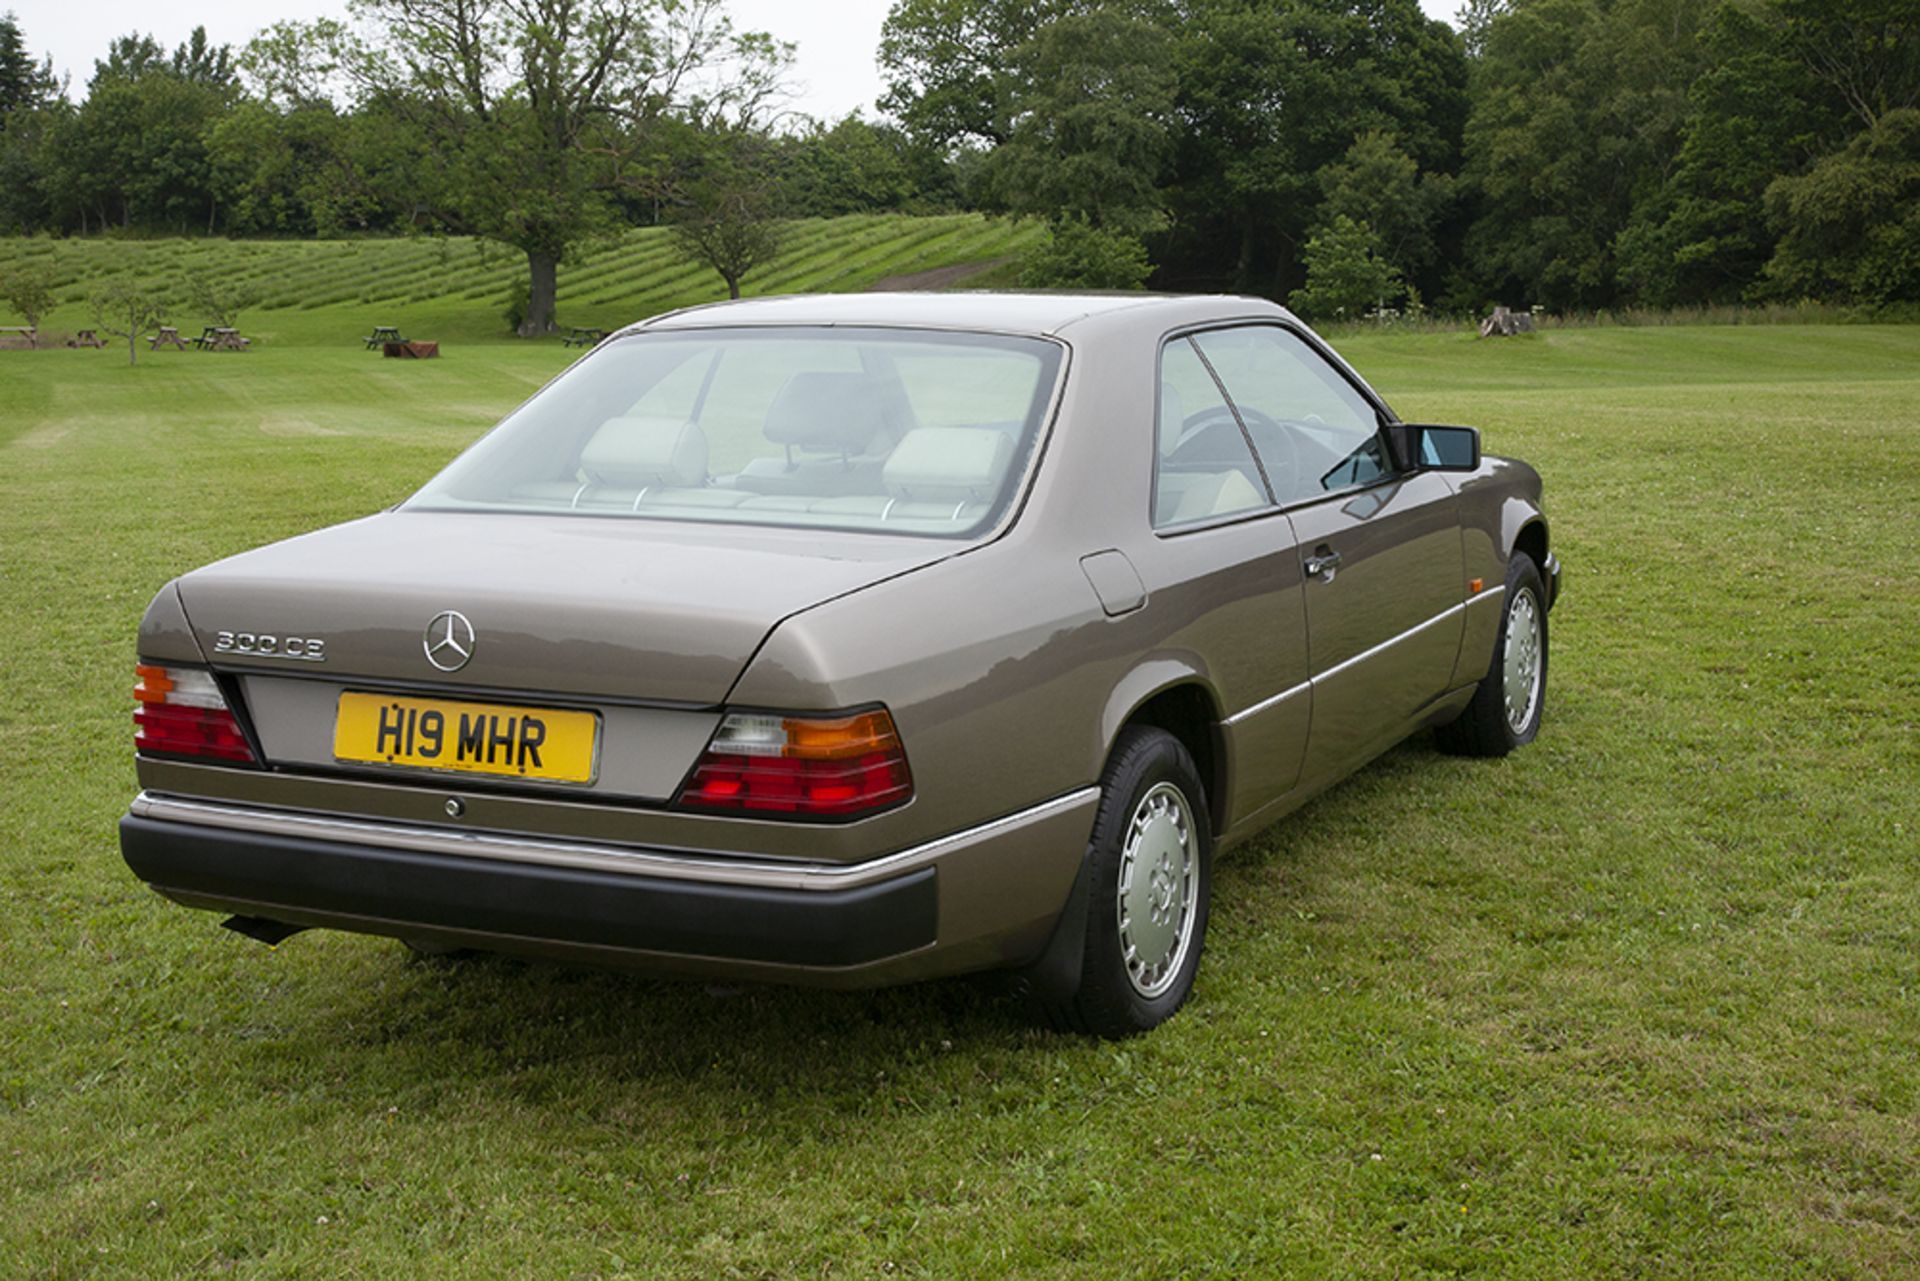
[[120, 293, 1560, 1037]]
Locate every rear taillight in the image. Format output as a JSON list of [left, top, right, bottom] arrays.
[[678, 708, 913, 819], [134, 664, 257, 765]]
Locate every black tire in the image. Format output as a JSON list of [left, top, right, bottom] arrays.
[[1038, 726, 1212, 1038], [1435, 550, 1549, 757]]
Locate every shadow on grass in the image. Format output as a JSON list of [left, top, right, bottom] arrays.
[[197, 732, 1466, 1111]]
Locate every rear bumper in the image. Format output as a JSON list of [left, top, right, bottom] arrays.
[[1544, 551, 1564, 610], [119, 788, 1096, 987]]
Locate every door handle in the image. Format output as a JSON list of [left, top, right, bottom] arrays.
[[1304, 548, 1343, 582]]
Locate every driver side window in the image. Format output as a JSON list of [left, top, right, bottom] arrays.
[[1153, 338, 1272, 529], [1190, 326, 1389, 505]]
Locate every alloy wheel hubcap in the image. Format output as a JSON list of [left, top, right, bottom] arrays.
[[1117, 782, 1197, 999], [1503, 588, 1543, 733]]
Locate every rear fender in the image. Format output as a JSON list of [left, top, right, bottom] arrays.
[[138, 581, 209, 665]]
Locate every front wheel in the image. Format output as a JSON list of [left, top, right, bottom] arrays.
[[1435, 551, 1549, 757], [1037, 726, 1213, 1038]]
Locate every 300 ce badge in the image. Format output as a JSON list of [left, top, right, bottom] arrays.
[[212, 630, 326, 662]]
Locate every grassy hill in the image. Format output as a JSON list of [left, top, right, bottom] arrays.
[[0, 213, 1043, 345]]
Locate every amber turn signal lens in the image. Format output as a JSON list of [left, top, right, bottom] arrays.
[[783, 710, 904, 761], [133, 663, 258, 766], [678, 708, 913, 819]]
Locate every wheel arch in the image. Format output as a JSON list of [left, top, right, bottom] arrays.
[[1099, 664, 1229, 836], [1512, 515, 1549, 572]]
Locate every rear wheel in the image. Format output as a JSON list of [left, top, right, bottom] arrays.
[[1436, 551, 1548, 757], [1038, 726, 1212, 1038]]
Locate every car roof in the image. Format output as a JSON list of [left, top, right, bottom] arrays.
[[629, 291, 1282, 338]]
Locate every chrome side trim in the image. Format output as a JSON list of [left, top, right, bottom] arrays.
[[1318, 590, 1499, 686], [1223, 680, 1309, 728], [1222, 587, 1506, 723], [127, 787, 1102, 893]]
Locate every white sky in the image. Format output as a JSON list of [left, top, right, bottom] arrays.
[[16, 0, 1461, 123]]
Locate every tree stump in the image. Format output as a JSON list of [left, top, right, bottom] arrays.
[[1479, 306, 1537, 337], [383, 341, 440, 359]]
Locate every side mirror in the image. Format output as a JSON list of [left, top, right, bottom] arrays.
[[1385, 422, 1481, 473]]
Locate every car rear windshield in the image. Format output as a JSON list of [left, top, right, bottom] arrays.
[[405, 326, 1065, 538]]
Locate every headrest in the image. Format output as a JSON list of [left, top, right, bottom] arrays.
[[580, 416, 708, 488], [764, 372, 899, 455], [883, 428, 1016, 503], [1170, 468, 1263, 523], [1158, 381, 1184, 457]]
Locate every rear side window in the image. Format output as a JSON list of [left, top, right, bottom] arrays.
[[1153, 338, 1271, 528], [1190, 327, 1390, 504]]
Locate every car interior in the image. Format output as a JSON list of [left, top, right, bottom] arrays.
[[426, 335, 1055, 537]]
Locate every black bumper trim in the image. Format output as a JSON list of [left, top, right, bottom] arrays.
[[119, 814, 937, 967]]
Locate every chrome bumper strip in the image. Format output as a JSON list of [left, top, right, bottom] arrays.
[[127, 788, 1102, 892]]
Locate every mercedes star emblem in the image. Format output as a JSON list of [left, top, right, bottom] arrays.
[[423, 610, 476, 672]]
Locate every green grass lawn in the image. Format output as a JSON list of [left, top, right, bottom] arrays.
[[1, 322, 1917, 1277]]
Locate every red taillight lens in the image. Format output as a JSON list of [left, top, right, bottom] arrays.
[[678, 708, 912, 818], [134, 664, 257, 765]]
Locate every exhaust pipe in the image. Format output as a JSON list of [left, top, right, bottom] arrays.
[[221, 915, 307, 946]]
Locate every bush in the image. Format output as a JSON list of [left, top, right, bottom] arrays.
[[1017, 217, 1152, 290], [1287, 214, 1403, 320]]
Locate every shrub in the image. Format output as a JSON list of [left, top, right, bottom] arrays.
[[1017, 217, 1152, 290], [1288, 215, 1403, 320]]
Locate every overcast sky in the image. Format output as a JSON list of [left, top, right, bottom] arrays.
[[19, 0, 1462, 124]]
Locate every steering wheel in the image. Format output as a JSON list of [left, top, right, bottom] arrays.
[[1167, 404, 1299, 502]]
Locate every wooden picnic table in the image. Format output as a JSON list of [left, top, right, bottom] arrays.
[[363, 325, 406, 349], [563, 326, 608, 348], [69, 329, 104, 349], [197, 326, 250, 352], [149, 326, 189, 351], [0, 325, 36, 348]]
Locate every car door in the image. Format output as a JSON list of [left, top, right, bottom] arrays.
[[1134, 334, 1313, 825], [1190, 326, 1464, 782]]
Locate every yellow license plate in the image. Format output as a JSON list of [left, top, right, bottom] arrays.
[[333, 692, 599, 784]]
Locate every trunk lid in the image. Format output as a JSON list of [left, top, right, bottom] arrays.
[[176, 511, 955, 705]]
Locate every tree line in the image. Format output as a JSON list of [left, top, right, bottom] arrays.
[[1, 0, 1914, 329]]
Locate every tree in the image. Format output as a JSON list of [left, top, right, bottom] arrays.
[[1017, 215, 1152, 288], [91, 282, 169, 366], [984, 6, 1175, 235], [878, 0, 1058, 149], [92, 34, 168, 87], [45, 28, 242, 233], [1168, 0, 1468, 296], [1287, 214, 1403, 319], [666, 131, 783, 298], [0, 11, 60, 231], [777, 115, 928, 217], [317, 0, 789, 336], [171, 26, 238, 88], [49, 69, 231, 232], [1318, 130, 1449, 287], [1762, 108, 1920, 305], [1614, 3, 1839, 307], [0, 263, 55, 335], [1460, 0, 1715, 311], [1778, 0, 1920, 132], [0, 11, 58, 116]]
